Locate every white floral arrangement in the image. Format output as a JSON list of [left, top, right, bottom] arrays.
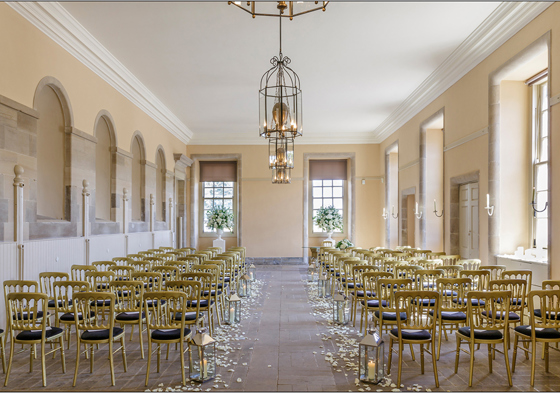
[[335, 239, 353, 250], [206, 205, 234, 231], [314, 205, 343, 232]]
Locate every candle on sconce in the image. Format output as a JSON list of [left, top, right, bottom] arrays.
[[391, 206, 395, 215], [486, 193, 490, 208], [415, 202, 419, 214], [433, 199, 437, 211], [532, 187, 536, 202], [383, 207, 386, 216]]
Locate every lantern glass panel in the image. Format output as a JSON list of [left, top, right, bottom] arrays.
[[238, 276, 251, 297], [225, 295, 241, 325], [189, 333, 216, 382], [333, 293, 349, 325], [359, 329, 384, 384], [249, 264, 256, 281]]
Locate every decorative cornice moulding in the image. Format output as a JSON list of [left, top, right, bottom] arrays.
[[8, 2, 193, 145], [189, 131, 376, 146], [371, 2, 552, 144]]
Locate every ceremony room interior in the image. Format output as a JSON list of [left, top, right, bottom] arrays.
[[0, 1, 560, 392]]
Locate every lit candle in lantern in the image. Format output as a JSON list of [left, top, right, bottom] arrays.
[[230, 306, 235, 324], [338, 305, 344, 322], [202, 359, 208, 379], [368, 359, 376, 380], [249, 271, 254, 281]]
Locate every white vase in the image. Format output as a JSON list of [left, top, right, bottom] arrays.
[[216, 228, 223, 240], [326, 230, 334, 242]]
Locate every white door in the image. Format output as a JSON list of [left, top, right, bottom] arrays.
[[459, 183, 479, 259]]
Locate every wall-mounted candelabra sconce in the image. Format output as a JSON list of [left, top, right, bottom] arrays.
[[485, 193, 494, 216], [382, 207, 388, 220], [531, 187, 548, 216], [433, 199, 443, 218], [414, 202, 422, 219], [391, 205, 399, 219]]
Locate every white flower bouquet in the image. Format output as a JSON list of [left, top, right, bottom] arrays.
[[314, 205, 343, 232], [335, 239, 353, 250], [206, 205, 234, 231]]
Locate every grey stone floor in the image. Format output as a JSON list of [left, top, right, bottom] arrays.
[[1, 265, 560, 392]]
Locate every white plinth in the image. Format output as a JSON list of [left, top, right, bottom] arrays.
[[213, 238, 226, 253]]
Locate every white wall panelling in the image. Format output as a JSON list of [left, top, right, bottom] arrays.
[[154, 230, 172, 249], [89, 234, 126, 262], [0, 242, 18, 330], [24, 238, 86, 282], [127, 232, 154, 254]]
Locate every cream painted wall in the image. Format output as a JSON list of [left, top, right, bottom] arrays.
[[0, 3, 186, 169], [425, 128, 444, 251], [187, 144, 384, 258], [499, 81, 531, 253], [379, 3, 560, 273], [95, 117, 112, 221], [388, 152, 399, 248], [398, 165, 420, 247]]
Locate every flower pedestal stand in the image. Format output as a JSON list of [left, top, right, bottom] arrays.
[[213, 228, 226, 253]]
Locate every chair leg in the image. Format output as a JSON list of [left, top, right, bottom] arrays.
[[545, 342, 549, 372], [420, 343, 424, 374], [431, 339, 439, 388], [145, 340, 152, 386], [454, 336, 460, 374], [437, 321, 442, 361], [512, 334, 519, 373], [487, 344, 492, 373], [121, 337, 128, 372], [504, 339, 512, 386], [59, 337, 66, 374], [109, 340, 115, 386], [0, 336, 6, 374], [29, 343, 34, 373], [409, 343, 415, 361], [4, 338, 15, 386], [41, 341, 47, 387], [530, 338, 537, 387], [139, 322, 144, 359], [468, 341, 475, 387], [387, 337, 393, 376], [397, 340, 404, 387], [180, 340, 186, 386], [90, 345, 94, 373], [72, 339, 81, 387], [157, 344, 161, 373]]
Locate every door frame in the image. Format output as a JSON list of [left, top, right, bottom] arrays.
[[450, 171, 479, 256]]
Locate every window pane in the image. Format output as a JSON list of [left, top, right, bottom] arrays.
[[541, 83, 548, 109], [338, 209, 344, 217], [540, 137, 548, 162], [536, 218, 548, 249], [204, 199, 213, 210], [214, 199, 223, 207], [541, 111, 549, 138], [224, 188, 233, 198], [204, 188, 214, 198], [214, 182, 224, 187], [313, 224, 322, 232], [323, 198, 333, 207], [224, 199, 233, 209], [204, 182, 214, 187], [323, 187, 333, 198], [214, 187, 224, 198], [333, 187, 343, 198], [333, 180, 343, 186], [224, 182, 234, 187], [312, 210, 318, 218], [313, 187, 322, 198], [313, 199, 322, 209], [312, 180, 322, 187], [536, 164, 548, 191], [333, 198, 343, 209], [323, 180, 332, 186]]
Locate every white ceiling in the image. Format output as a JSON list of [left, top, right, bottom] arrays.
[[59, 1, 502, 145]]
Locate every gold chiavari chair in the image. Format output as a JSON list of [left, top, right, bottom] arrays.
[[38, 272, 69, 316], [460, 269, 490, 291], [129, 260, 151, 273], [111, 280, 146, 359], [207, 247, 222, 257], [480, 265, 507, 281], [542, 280, 560, 290], [454, 290, 513, 387], [198, 250, 213, 261], [160, 254, 175, 263], [416, 269, 445, 292], [405, 256, 423, 265], [165, 280, 204, 331], [108, 265, 135, 281], [373, 278, 413, 335], [0, 326, 5, 374], [178, 256, 200, 269], [382, 260, 407, 274], [165, 260, 190, 275], [372, 248, 392, 254], [181, 247, 196, 255], [4, 293, 65, 387], [153, 266, 180, 283], [440, 265, 463, 279], [412, 249, 431, 258], [322, 240, 334, 248], [502, 270, 533, 290], [112, 257, 131, 266], [85, 271, 116, 294], [229, 246, 246, 263], [91, 261, 117, 272], [392, 252, 409, 261], [53, 281, 91, 350], [192, 265, 222, 325], [388, 290, 440, 388], [435, 277, 471, 359], [439, 255, 460, 266], [144, 256, 165, 268], [349, 265, 379, 326], [139, 251, 155, 258], [143, 291, 190, 386], [127, 254, 144, 261], [338, 258, 362, 296], [166, 251, 183, 260], [132, 272, 164, 292], [4, 280, 49, 337], [488, 279, 527, 326], [72, 292, 127, 387], [426, 252, 446, 260], [148, 248, 165, 255], [191, 253, 209, 264], [512, 289, 560, 386], [218, 255, 237, 290], [159, 247, 174, 253], [417, 259, 443, 270], [71, 265, 97, 281], [459, 259, 481, 270], [394, 265, 421, 284], [360, 271, 393, 333], [180, 272, 216, 335]]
